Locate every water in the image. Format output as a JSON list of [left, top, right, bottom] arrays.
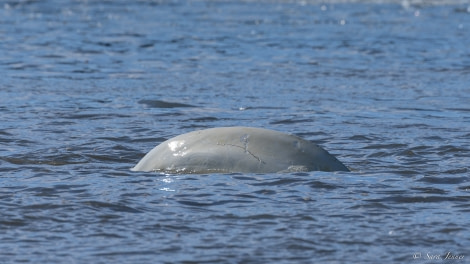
[[1, 0, 469, 263]]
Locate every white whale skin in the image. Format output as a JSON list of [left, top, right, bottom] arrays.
[[131, 127, 349, 173]]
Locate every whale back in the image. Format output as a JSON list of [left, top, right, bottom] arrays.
[[131, 127, 349, 173]]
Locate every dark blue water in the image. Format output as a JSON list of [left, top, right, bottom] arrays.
[[1, 1, 469, 263]]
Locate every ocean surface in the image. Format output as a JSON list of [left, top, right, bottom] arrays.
[[1, 0, 469, 263]]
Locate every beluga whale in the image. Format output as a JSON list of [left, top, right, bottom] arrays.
[[131, 127, 349, 174]]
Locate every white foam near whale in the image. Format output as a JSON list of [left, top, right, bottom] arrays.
[[131, 127, 349, 173]]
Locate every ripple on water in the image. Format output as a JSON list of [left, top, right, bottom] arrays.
[[1, 0, 469, 263]]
